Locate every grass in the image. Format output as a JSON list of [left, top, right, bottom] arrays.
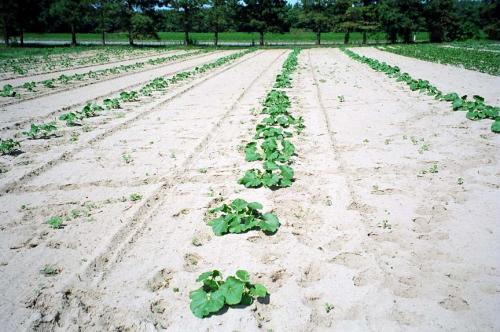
[[12, 31, 430, 45]]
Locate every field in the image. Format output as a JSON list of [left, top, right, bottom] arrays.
[[14, 31, 431, 45], [0, 44, 499, 331]]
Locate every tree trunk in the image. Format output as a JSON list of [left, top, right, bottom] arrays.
[[184, 30, 189, 45], [3, 18, 9, 46], [344, 29, 350, 44], [71, 23, 77, 46], [259, 31, 264, 46], [316, 30, 321, 45], [214, 30, 219, 47], [102, 31, 106, 45], [362, 31, 367, 44]]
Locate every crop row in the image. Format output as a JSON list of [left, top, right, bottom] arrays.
[[192, 49, 303, 318], [0, 46, 169, 76], [0, 49, 255, 156], [343, 49, 500, 133], [0, 50, 204, 100], [379, 44, 500, 76]]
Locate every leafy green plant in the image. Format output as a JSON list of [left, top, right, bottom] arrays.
[[40, 264, 60, 276], [119, 90, 139, 102], [22, 81, 37, 92], [23, 122, 57, 139], [46, 216, 63, 229], [239, 165, 294, 188], [59, 112, 82, 126], [207, 198, 280, 235], [0, 138, 21, 155], [189, 269, 268, 318], [343, 49, 500, 134], [42, 79, 55, 88], [80, 103, 103, 118], [130, 193, 143, 201], [0, 84, 16, 97]]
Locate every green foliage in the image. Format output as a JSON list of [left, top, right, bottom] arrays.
[[103, 98, 121, 109], [46, 216, 63, 229], [0, 84, 16, 97], [0, 138, 20, 155], [129, 193, 143, 201], [381, 44, 500, 76], [22, 81, 37, 92], [119, 90, 139, 102], [343, 49, 499, 133], [239, 49, 302, 189], [189, 269, 268, 318], [23, 122, 58, 139], [40, 264, 60, 276], [208, 198, 280, 235]]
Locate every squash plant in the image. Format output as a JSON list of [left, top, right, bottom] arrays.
[[190, 270, 268, 318], [208, 198, 280, 235]]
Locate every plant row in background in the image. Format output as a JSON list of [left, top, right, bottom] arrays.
[[0, 50, 205, 99], [343, 49, 500, 133], [0, 46, 170, 76], [239, 49, 304, 188], [378, 44, 500, 76], [0, 49, 255, 155], [191, 49, 303, 319]]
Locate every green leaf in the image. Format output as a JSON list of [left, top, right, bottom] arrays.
[[492, 119, 500, 133], [235, 270, 250, 282], [260, 213, 280, 233], [219, 277, 245, 305], [189, 288, 225, 318], [247, 202, 263, 210], [239, 170, 262, 188], [208, 216, 228, 236], [250, 283, 268, 298], [231, 199, 248, 212], [261, 171, 280, 187], [244, 142, 261, 162]]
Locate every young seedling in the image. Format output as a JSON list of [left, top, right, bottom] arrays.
[[0, 84, 16, 97], [189, 269, 268, 318], [208, 199, 280, 235], [324, 303, 334, 313], [0, 138, 21, 155], [23, 122, 57, 139], [122, 153, 133, 164], [40, 265, 60, 276], [46, 216, 63, 229], [129, 193, 142, 201]]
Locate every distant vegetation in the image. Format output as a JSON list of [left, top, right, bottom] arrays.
[[1, 0, 498, 46]]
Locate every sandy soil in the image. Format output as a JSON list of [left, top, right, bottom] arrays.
[[0, 48, 499, 331], [0, 49, 192, 87], [0, 50, 235, 128], [354, 47, 500, 106]]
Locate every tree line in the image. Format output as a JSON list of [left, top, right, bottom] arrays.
[[1, 0, 498, 46]]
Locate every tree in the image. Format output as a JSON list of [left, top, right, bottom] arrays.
[[424, 0, 458, 42], [243, 0, 288, 46], [92, 0, 121, 45], [300, 0, 333, 45], [120, 0, 160, 45], [0, 0, 18, 46], [170, 0, 207, 45], [206, 0, 232, 46], [49, 0, 92, 46], [378, 0, 424, 43]]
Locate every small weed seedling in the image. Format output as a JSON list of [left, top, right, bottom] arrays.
[[337, 95, 345, 102], [324, 302, 334, 313], [457, 177, 464, 185], [40, 265, 60, 276], [130, 193, 143, 201], [122, 153, 133, 164]]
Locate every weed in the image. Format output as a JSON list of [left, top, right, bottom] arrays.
[[40, 265, 60, 276], [122, 153, 133, 164], [130, 193, 143, 201], [46, 216, 63, 229], [324, 303, 334, 313], [457, 177, 464, 185]]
